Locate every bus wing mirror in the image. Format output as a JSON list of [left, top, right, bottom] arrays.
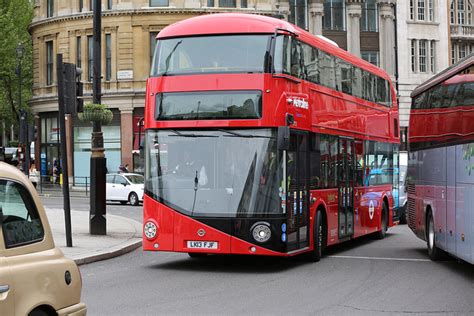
[[277, 126, 290, 151]]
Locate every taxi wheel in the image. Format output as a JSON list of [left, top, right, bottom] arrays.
[[29, 308, 51, 316], [129, 192, 139, 206]]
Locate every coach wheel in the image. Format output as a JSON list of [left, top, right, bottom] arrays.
[[129, 192, 139, 206], [375, 202, 388, 240], [188, 253, 207, 258], [427, 210, 444, 261], [308, 209, 325, 262]]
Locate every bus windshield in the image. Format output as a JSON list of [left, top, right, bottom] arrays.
[[150, 35, 270, 76], [145, 129, 283, 217]]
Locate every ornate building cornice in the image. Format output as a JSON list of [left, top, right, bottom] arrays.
[[29, 8, 276, 32]]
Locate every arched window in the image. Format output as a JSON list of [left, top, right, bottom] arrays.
[[468, 2, 473, 24], [459, 0, 466, 25], [451, 0, 455, 24]]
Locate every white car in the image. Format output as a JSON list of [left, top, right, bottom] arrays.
[[106, 173, 144, 206]]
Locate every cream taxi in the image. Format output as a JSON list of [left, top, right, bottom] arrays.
[[0, 162, 86, 316]]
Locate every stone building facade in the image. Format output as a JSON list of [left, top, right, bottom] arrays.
[[29, 0, 398, 179]]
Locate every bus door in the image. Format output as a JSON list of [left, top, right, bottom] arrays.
[[286, 131, 310, 251], [338, 138, 355, 239]]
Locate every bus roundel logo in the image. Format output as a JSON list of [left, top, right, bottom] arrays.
[[369, 200, 375, 220], [197, 229, 206, 237]]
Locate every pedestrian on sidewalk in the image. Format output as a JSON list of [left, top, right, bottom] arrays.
[[29, 161, 40, 189]]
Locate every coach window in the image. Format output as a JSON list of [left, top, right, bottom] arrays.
[[290, 39, 303, 78], [340, 60, 352, 95], [376, 77, 388, 106], [352, 67, 363, 99], [355, 140, 364, 186], [310, 134, 322, 189], [328, 136, 338, 188], [303, 43, 320, 84], [460, 81, 474, 106], [319, 51, 336, 89]]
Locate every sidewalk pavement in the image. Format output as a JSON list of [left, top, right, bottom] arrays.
[[45, 208, 142, 265]]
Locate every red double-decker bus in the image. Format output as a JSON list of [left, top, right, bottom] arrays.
[[143, 13, 399, 261]]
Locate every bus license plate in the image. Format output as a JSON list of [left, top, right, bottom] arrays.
[[187, 241, 218, 249]]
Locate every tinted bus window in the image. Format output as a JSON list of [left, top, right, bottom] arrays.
[[151, 35, 269, 76], [319, 50, 336, 89], [303, 43, 320, 84], [340, 61, 352, 95], [155, 90, 262, 120]]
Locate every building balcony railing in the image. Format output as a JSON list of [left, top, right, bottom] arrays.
[[450, 24, 474, 40]]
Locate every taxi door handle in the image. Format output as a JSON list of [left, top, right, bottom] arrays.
[[0, 285, 9, 294]]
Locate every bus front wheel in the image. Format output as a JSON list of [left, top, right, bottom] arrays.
[[308, 209, 325, 262]]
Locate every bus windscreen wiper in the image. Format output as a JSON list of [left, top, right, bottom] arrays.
[[169, 130, 218, 138], [218, 129, 273, 139]]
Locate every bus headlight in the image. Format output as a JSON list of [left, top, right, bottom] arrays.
[[144, 221, 158, 240], [251, 222, 271, 243]]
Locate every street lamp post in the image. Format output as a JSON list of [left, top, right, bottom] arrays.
[[16, 43, 28, 175]]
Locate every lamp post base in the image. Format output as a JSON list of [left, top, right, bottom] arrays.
[[90, 155, 106, 235]]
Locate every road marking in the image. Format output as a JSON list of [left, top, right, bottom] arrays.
[[328, 255, 431, 262]]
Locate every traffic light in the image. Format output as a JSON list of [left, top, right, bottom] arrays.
[[63, 63, 83, 114]]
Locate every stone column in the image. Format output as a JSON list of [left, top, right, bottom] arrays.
[[346, 2, 362, 58], [377, 0, 396, 77], [120, 109, 133, 171], [309, 0, 324, 35]]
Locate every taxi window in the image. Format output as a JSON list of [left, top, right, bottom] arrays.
[[0, 180, 44, 248], [106, 175, 115, 183]]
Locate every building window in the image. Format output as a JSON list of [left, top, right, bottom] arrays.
[[419, 40, 427, 73], [290, 0, 308, 29], [79, 0, 83, 12], [451, 1, 455, 23], [47, 0, 54, 17], [361, 0, 378, 32], [46, 41, 53, 85], [105, 34, 111, 81], [361, 51, 379, 66], [150, 32, 158, 68], [241, 0, 248, 8], [323, 0, 346, 31], [76, 37, 82, 79], [411, 39, 416, 72], [207, 0, 215, 6], [459, 43, 467, 60], [410, 0, 435, 21], [458, 0, 466, 24], [428, 0, 434, 20], [452, 45, 456, 64], [87, 35, 93, 82], [90, 0, 94, 11], [219, 0, 236, 7], [150, 0, 169, 6], [418, 0, 425, 20], [107, 0, 112, 9], [430, 40, 435, 73]]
